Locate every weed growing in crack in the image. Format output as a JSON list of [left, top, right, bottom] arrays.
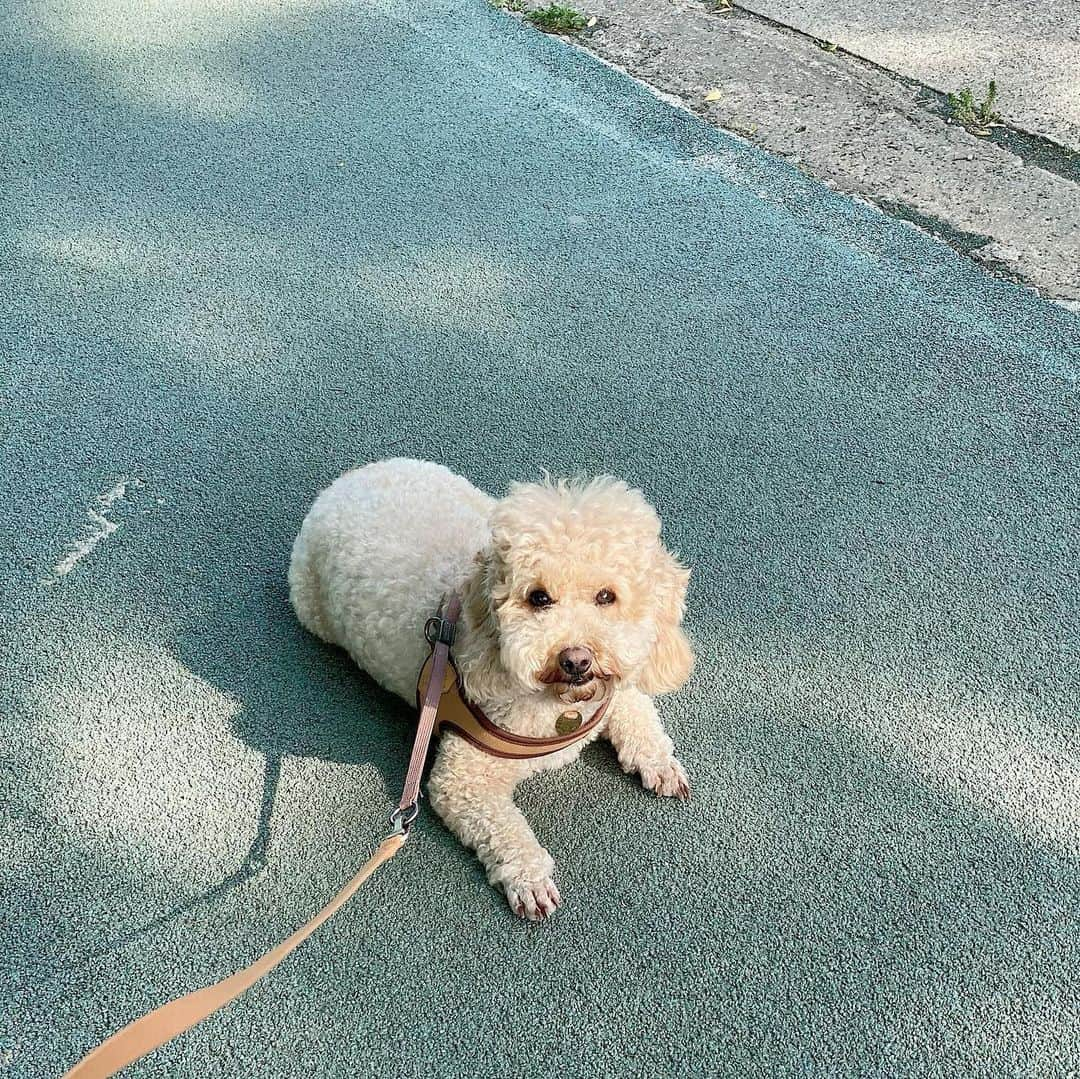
[[948, 81, 1002, 135], [525, 4, 588, 31]]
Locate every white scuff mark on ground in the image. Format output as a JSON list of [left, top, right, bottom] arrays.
[[43, 477, 143, 583]]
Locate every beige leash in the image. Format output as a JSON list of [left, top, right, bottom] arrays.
[[62, 835, 404, 1078], [62, 596, 463, 1079]]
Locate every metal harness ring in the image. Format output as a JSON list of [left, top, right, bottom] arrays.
[[388, 801, 421, 836]]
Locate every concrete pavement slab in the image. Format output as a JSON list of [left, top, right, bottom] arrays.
[[737, 0, 1080, 151]]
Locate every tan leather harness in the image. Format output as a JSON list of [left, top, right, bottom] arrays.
[[64, 594, 610, 1078], [416, 599, 612, 761]]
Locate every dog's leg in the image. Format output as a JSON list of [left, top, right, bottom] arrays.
[[428, 738, 561, 921], [603, 687, 690, 799]]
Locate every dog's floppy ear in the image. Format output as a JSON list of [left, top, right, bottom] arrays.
[[638, 545, 694, 695], [463, 545, 507, 640]]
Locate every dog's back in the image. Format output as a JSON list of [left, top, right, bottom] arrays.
[[289, 458, 493, 701]]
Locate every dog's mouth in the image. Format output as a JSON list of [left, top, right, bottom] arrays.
[[536, 665, 615, 703], [538, 669, 596, 687]]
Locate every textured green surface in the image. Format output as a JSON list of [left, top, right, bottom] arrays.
[[3, 1, 1079, 1076]]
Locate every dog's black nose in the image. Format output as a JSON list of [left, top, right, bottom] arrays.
[[558, 647, 593, 679]]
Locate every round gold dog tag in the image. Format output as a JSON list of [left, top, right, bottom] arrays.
[[556, 710, 583, 735]]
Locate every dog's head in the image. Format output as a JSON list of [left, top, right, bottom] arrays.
[[466, 477, 693, 700]]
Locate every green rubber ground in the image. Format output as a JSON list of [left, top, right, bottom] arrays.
[[3, 1, 1079, 1075]]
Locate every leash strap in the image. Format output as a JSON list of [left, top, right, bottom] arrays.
[[63, 836, 404, 1079], [62, 596, 462, 1078]]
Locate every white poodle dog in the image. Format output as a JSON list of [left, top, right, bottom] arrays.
[[289, 458, 694, 919]]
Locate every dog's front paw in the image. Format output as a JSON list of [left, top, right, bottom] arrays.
[[639, 757, 690, 800], [504, 875, 562, 921]]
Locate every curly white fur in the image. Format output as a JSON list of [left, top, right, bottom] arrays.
[[289, 458, 694, 920]]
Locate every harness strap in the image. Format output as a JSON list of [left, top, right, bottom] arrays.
[[62, 596, 463, 1078], [398, 593, 461, 817], [417, 653, 611, 759]]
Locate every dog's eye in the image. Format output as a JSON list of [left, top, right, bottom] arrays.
[[527, 589, 553, 609], [595, 589, 617, 606]]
